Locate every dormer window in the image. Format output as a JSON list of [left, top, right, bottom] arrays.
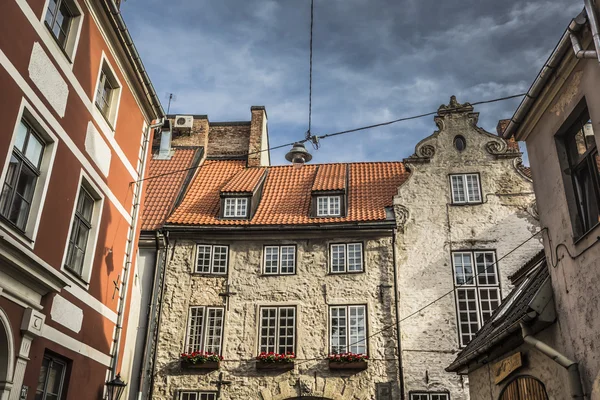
[[317, 196, 341, 217], [223, 197, 248, 218]]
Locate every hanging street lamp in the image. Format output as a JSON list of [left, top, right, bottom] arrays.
[[106, 374, 127, 400], [285, 142, 313, 168]]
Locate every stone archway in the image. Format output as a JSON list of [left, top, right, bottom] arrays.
[[0, 307, 15, 400]]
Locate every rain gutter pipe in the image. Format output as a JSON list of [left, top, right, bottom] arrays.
[[391, 228, 405, 400], [520, 322, 584, 399]]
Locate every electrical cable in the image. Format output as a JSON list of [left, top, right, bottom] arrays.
[[307, 0, 314, 138], [131, 92, 527, 184]]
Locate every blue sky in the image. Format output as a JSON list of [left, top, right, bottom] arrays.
[[122, 0, 582, 165]]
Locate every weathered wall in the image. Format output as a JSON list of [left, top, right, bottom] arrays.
[[521, 52, 600, 399], [394, 99, 541, 400], [467, 326, 570, 400], [153, 231, 400, 399]]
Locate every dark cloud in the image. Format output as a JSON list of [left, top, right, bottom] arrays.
[[123, 0, 580, 165]]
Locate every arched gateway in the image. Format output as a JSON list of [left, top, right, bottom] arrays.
[[0, 307, 15, 400]]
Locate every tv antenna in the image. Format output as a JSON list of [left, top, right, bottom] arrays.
[[165, 93, 177, 114]]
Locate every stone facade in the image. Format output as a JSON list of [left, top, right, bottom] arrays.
[[394, 97, 542, 399], [152, 231, 400, 399]]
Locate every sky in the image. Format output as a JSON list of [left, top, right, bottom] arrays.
[[122, 0, 583, 165]]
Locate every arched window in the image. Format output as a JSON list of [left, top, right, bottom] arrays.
[[454, 135, 466, 151], [499, 375, 548, 400]]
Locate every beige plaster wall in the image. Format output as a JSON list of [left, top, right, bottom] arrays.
[[152, 232, 400, 400], [394, 103, 542, 400]]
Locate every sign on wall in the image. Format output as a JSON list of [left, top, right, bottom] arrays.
[[493, 352, 523, 384]]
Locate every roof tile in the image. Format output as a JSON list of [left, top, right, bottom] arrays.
[[221, 167, 267, 193], [312, 164, 346, 191]]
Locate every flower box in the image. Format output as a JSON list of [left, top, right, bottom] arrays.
[[328, 360, 368, 371], [180, 360, 220, 370], [256, 361, 295, 371]]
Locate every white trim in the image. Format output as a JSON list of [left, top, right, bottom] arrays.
[[14, 0, 140, 180], [328, 304, 367, 355], [41, 325, 112, 367], [39, 0, 85, 67], [59, 170, 105, 285], [223, 198, 247, 218], [450, 173, 482, 204], [257, 306, 295, 355], [316, 195, 341, 217], [0, 98, 59, 247], [0, 306, 16, 386], [61, 276, 118, 324], [0, 50, 133, 224], [92, 52, 122, 132]]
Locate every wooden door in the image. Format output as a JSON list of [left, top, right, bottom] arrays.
[[500, 376, 548, 400]]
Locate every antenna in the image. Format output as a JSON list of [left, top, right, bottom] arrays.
[[165, 92, 177, 114]]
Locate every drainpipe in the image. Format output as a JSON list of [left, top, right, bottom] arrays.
[[520, 322, 584, 399], [391, 228, 405, 400], [569, 12, 597, 59], [584, 0, 600, 64]]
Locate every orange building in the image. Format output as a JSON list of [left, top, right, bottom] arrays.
[[0, 0, 163, 399]]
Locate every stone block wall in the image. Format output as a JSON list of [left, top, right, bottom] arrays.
[[152, 232, 400, 400]]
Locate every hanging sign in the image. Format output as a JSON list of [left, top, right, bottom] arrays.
[[493, 352, 522, 384]]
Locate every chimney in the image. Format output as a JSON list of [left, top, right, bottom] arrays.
[[496, 119, 520, 152], [156, 120, 172, 159], [248, 106, 270, 167]]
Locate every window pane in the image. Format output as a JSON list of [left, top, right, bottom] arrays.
[[196, 245, 211, 273], [475, 252, 497, 285], [466, 174, 481, 202], [24, 134, 44, 168], [236, 198, 247, 217], [14, 121, 28, 152], [317, 197, 327, 216], [331, 244, 346, 273], [278, 307, 295, 354], [204, 308, 224, 354], [186, 307, 204, 353], [330, 306, 347, 354], [451, 175, 465, 203], [211, 246, 227, 274], [223, 198, 234, 217], [260, 308, 277, 353], [330, 196, 340, 215], [573, 158, 600, 232], [280, 246, 295, 274], [457, 288, 479, 346], [0, 155, 19, 217], [348, 305, 366, 354], [264, 246, 279, 274], [453, 252, 473, 285], [479, 288, 500, 323], [347, 243, 363, 272], [78, 189, 95, 223]]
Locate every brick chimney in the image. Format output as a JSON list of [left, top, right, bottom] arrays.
[[248, 106, 270, 167], [496, 119, 520, 152]]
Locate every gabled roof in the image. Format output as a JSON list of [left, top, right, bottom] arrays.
[[167, 161, 409, 227], [447, 257, 549, 372], [141, 147, 203, 231]]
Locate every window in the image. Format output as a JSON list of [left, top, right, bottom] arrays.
[[264, 245, 296, 275], [450, 174, 481, 204], [0, 119, 45, 231], [64, 187, 94, 276], [410, 393, 449, 400], [259, 307, 295, 354], [94, 62, 120, 126], [561, 108, 600, 235], [330, 243, 363, 273], [195, 245, 228, 274], [44, 0, 81, 57], [454, 135, 466, 151], [36, 354, 68, 400], [223, 197, 248, 218], [179, 392, 217, 400], [330, 305, 367, 355], [317, 196, 341, 216], [185, 307, 224, 354], [452, 251, 500, 347]]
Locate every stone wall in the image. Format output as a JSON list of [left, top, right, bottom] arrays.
[[393, 98, 542, 400], [152, 231, 400, 399]]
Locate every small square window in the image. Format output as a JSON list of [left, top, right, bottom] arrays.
[[330, 243, 363, 273], [263, 245, 296, 275], [316, 196, 341, 217], [195, 244, 228, 275], [223, 197, 248, 218], [450, 174, 481, 204]]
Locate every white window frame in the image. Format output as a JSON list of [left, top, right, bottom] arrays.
[[92, 54, 122, 131], [410, 393, 450, 400], [0, 100, 58, 248], [450, 174, 482, 204], [452, 250, 500, 347], [184, 306, 225, 355], [329, 243, 363, 273], [316, 195, 341, 217], [40, 0, 84, 64], [195, 244, 228, 275], [223, 197, 248, 218], [179, 392, 217, 400], [60, 171, 104, 286], [263, 245, 296, 275], [258, 306, 296, 355], [329, 305, 367, 355]]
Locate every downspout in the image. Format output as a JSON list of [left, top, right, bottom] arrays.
[[569, 11, 597, 59], [148, 231, 171, 400], [391, 227, 405, 400], [584, 0, 600, 63], [520, 322, 584, 399]]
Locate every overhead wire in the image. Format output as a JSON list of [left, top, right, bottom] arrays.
[[131, 92, 526, 184]]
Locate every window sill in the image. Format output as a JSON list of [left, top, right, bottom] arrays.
[[449, 202, 483, 207], [573, 221, 600, 245], [62, 267, 90, 290], [192, 272, 228, 277], [261, 272, 296, 277], [255, 361, 295, 371], [0, 217, 34, 247], [328, 270, 365, 275]]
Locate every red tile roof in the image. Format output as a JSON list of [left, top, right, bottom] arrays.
[[221, 167, 266, 193], [167, 161, 409, 226], [312, 164, 346, 191], [141, 148, 200, 230]]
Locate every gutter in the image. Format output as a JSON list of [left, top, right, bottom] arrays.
[[100, 0, 165, 119], [391, 228, 405, 400], [161, 221, 397, 233], [520, 322, 584, 399]]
